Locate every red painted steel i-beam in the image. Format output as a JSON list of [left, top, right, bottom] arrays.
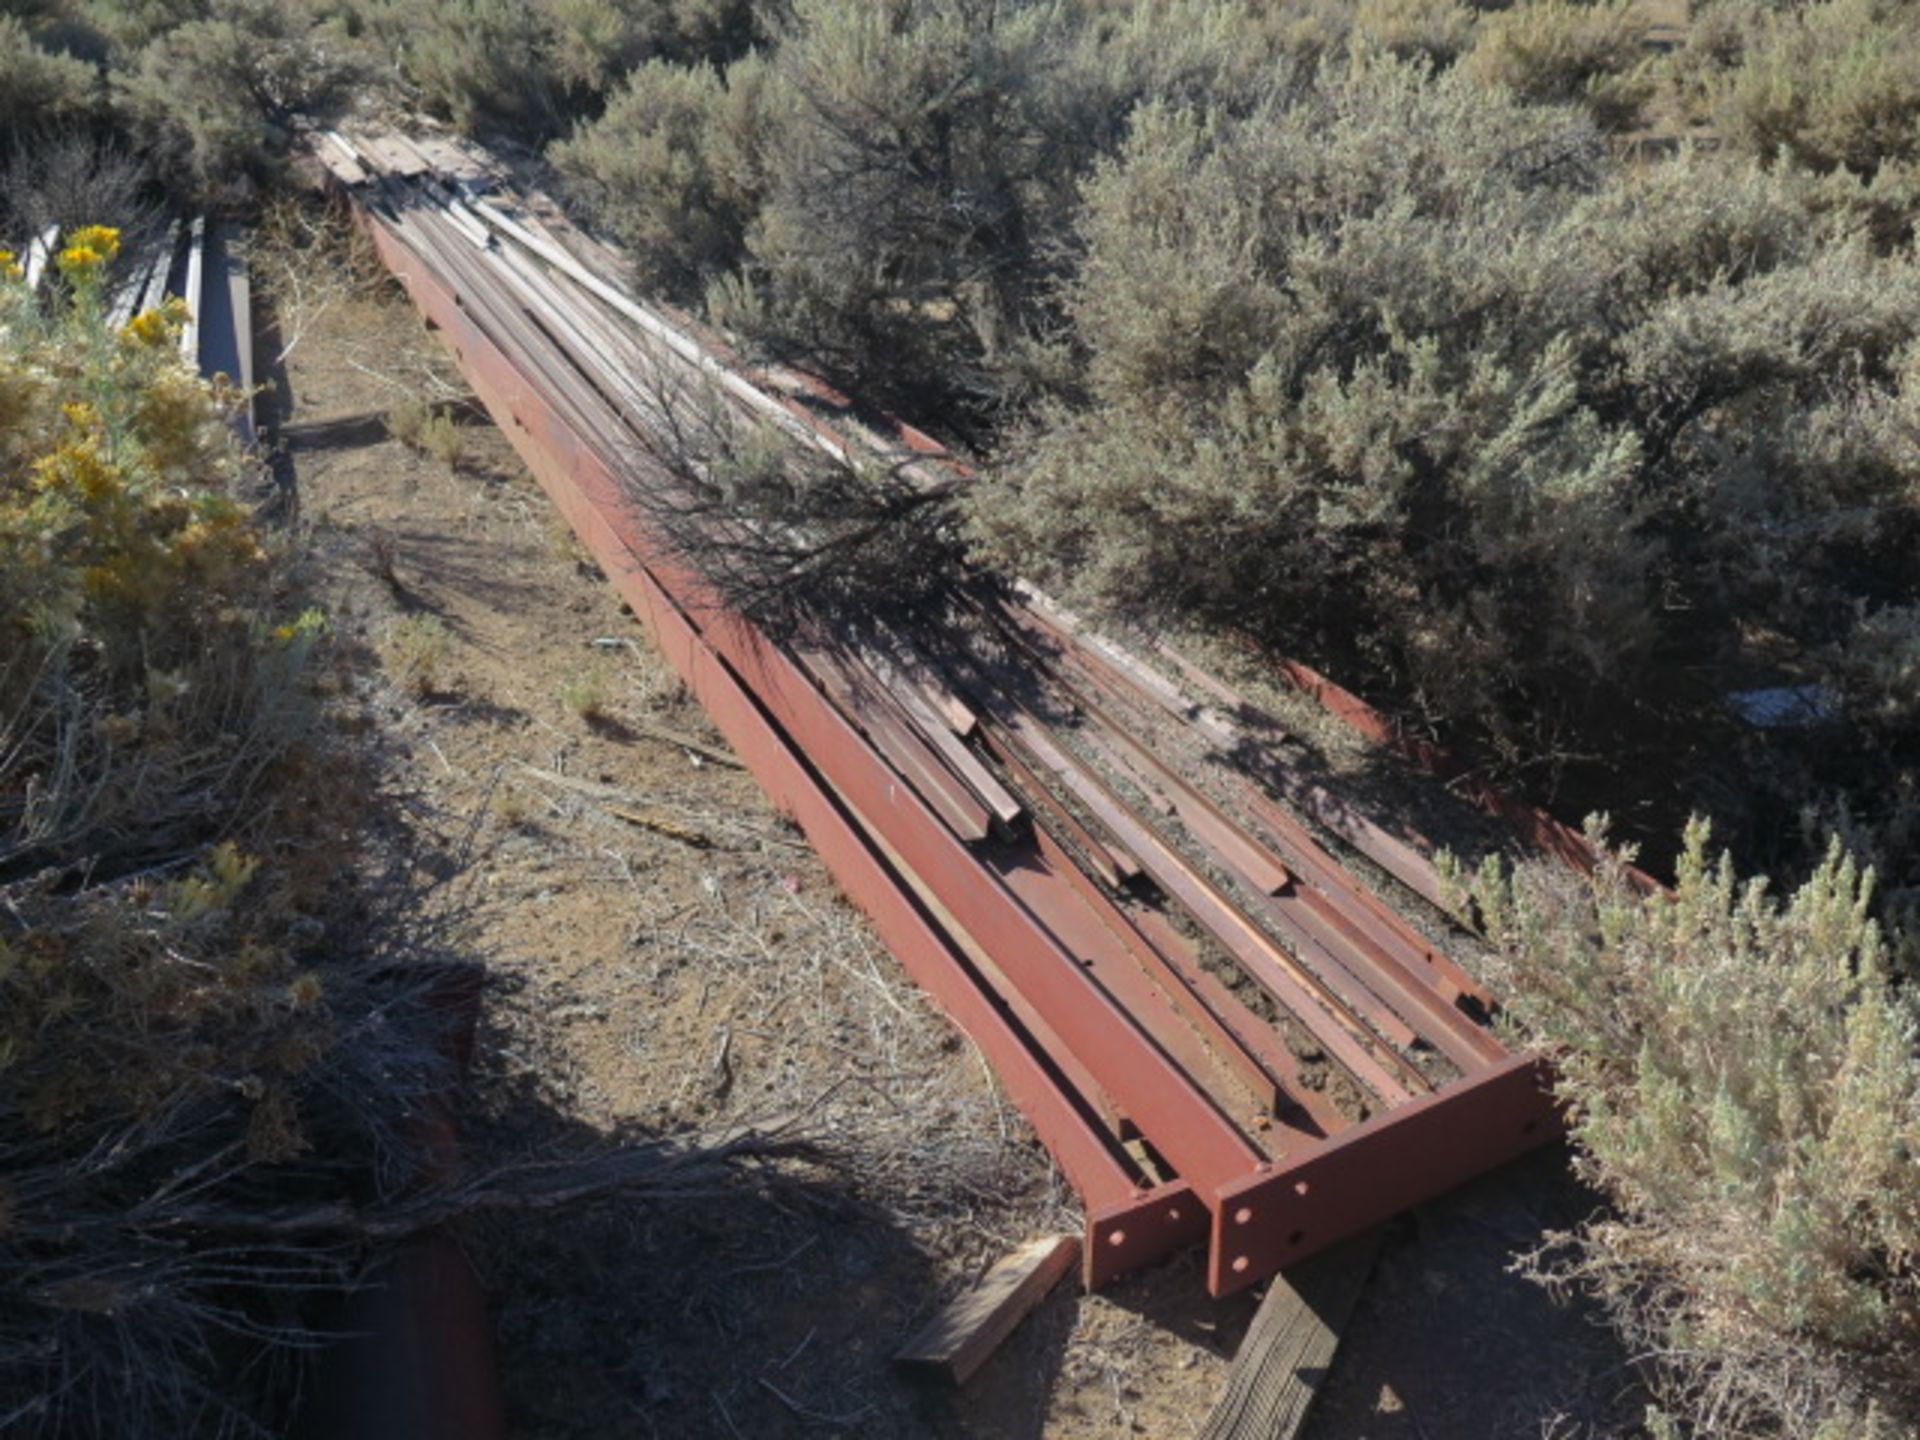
[[352, 202, 1204, 1287], [340, 174, 1566, 1299], [366, 196, 1274, 1214]]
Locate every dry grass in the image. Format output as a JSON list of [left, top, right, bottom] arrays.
[[387, 398, 468, 467], [380, 613, 456, 696]]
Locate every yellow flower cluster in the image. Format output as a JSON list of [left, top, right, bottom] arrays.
[[121, 296, 192, 348], [69, 225, 121, 257], [55, 226, 122, 281], [0, 249, 20, 283], [32, 437, 121, 503], [57, 247, 105, 278]]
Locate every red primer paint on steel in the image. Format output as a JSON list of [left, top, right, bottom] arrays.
[[700, 613, 1266, 1203], [1087, 1182, 1210, 1290], [350, 182, 1576, 1298], [984, 704, 1422, 1106], [404, 344, 1279, 1199], [1206, 1055, 1562, 1297], [357, 213, 1205, 1265], [1268, 655, 1665, 896], [1049, 614, 1493, 1010]]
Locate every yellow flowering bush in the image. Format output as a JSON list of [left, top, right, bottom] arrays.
[[1, 221, 296, 868], [51, 223, 120, 282], [0, 230, 459, 1437]]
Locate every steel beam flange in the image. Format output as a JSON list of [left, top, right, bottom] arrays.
[[1205, 1056, 1562, 1296], [1085, 1181, 1210, 1291]]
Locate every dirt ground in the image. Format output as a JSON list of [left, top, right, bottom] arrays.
[[259, 204, 1644, 1440]]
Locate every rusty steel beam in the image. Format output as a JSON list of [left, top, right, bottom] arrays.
[[980, 703, 1422, 1107], [700, 616, 1269, 1206], [979, 723, 1352, 1143], [1064, 701, 1503, 1075], [348, 198, 1216, 1287], [793, 644, 994, 842], [378, 189, 1273, 1226], [1208, 1056, 1561, 1296], [1003, 598, 1505, 1049], [335, 155, 1571, 1301], [1040, 609, 1494, 1008], [989, 819, 1286, 1138]]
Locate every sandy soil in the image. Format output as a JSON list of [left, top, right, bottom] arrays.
[[259, 200, 1643, 1440]]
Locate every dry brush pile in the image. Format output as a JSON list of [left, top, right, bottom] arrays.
[[0, 228, 409, 1436]]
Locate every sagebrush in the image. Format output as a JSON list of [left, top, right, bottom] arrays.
[[1468, 822, 1920, 1438]]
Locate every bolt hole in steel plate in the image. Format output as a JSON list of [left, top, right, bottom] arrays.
[[1206, 1056, 1561, 1296], [1086, 1184, 1209, 1289]]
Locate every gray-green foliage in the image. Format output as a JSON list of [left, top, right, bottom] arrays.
[[723, 0, 1100, 407], [556, 0, 1339, 421], [1, 1, 369, 197], [1464, 0, 1652, 131], [552, 0, 1669, 428], [1469, 820, 1920, 1437], [969, 58, 1920, 763], [364, 0, 757, 136], [1697, 0, 1920, 177], [112, 0, 363, 187], [0, 14, 100, 142], [550, 55, 752, 290]]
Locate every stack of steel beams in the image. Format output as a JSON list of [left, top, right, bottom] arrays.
[[315, 128, 1565, 1298]]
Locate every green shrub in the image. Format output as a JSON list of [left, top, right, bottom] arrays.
[[386, 397, 466, 466], [362, 0, 759, 139], [111, 0, 364, 190], [0, 14, 101, 143], [1708, 0, 1920, 177], [1466, 820, 1920, 1437], [558, 664, 612, 720], [1351, 0, 1479, 67], [968, 58, 1920, 799], [551, 57, 748, 291], [0, 226, 321, 873], [380, 613, 454, 695], [364, 0, 565, 134], [731, 0, 1101, 416], [0, 132, 159, 257], [1465, 0, 1653, 131]]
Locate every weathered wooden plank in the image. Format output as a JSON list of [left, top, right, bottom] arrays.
[[895, 1235, 1081, 1385], [1199, 1231, 1381, 1440]]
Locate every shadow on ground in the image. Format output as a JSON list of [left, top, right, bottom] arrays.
[[1306, 1148, 1647, 1439]]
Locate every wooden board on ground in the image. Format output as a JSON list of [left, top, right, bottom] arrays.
[[1200, 1230, 1382, 1440], [895, 1235, 1080, 1386]]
